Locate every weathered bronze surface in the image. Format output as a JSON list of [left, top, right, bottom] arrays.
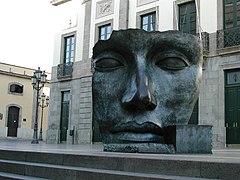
[[92, 29, 204, 153]]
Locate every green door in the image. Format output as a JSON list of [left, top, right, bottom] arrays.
[[225, 70, 240, 144], [60, 91, 70, 142], [92, 119, 102, 142]]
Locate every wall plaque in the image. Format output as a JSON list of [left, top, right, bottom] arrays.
[[96, 0, 114, 18]]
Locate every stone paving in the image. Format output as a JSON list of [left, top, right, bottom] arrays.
[[1, 138, 240, 163]]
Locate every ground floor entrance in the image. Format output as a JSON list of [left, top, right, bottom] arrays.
[[60, 91, 70, 143], [225, 69, 240, 144], [7, 106, 19, 137]]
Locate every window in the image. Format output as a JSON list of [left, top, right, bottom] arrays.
[[179, 2, 196, 35], [224, 0, 240, 29], [62, 91, 70, 102], [9, 84, 23, 94], [99, 24, 112, 40], [58, 35, 75, 78], [64, 35, 75, 64], [220, 0, 240, 48], [141, 12, 156, 32], [226, 70, 240, 85]]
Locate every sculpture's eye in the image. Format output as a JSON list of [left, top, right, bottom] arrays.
[[94, 58, 124, 72], [94, 51, 125, 72], [155, 51, 189, 71]]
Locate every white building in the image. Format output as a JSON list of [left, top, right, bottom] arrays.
[[47, 0, 240, 148], [0, 63, 50, 140]]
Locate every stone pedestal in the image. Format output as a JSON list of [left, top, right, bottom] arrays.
[[165, 125, 212, 154], [104, 125, 212, 154]]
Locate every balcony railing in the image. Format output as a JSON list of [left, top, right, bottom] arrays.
[[217, 27, 240, 49], [57, 62, 73, 79], [200, 32, 209, 53]]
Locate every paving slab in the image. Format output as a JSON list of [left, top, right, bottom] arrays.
[[1, 138, 240, 164], [1, 138, 240, 179]]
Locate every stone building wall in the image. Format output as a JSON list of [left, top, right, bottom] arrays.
[[200, 53, 240, 148]]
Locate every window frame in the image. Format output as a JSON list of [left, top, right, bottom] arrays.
[[60, 32, 76, 65], [178, 1, 197, 35], [63, 35, 75, 64], [141, 12, 156, 32], [8, 83, 24, 95], [98, 23, 112, 40], [223, 0, 240, 29]]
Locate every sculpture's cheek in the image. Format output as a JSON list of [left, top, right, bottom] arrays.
[[149, 66, 201, 125]]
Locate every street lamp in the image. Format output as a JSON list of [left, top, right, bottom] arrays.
[[31, 67, 47, 144], [39, 93, 49, 141]]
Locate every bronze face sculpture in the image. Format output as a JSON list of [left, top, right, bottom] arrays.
[[92, 29, 203, 153]]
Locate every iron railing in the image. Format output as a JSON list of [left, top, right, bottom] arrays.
[[200, 32, 209, 53], [217, 27, 240, 49], [57, 62, 73, 79]]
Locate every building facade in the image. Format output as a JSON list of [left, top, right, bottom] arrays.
[[0, 63, 50, 140], [47, 0, 240, 148]]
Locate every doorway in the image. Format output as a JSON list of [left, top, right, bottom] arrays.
[[92, 119, 102, 142], [60, 91, 70, 142], [7, 106, 20, 137], [225, 69, 240, 144]]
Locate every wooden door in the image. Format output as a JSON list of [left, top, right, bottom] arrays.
[[7, 106, 19, 137]]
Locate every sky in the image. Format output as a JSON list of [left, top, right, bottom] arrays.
[[0, 0, 79, 73]]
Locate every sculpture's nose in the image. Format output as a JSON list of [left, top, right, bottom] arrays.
[[121, 67, 157, 111]]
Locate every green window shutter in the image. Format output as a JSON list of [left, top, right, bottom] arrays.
[[224, 0, 240, 29], [179, 2, 196, 35]]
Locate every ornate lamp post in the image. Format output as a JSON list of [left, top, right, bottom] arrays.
[[31, 67, 47, 144], [39, 93, 49, 141]]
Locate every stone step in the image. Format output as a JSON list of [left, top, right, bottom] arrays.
[[0, 159, 214, 180], [0, 172, 49, 180], [0, 149, 239, 179]]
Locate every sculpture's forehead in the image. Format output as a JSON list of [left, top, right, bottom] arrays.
[[92, 30, 202, 63]]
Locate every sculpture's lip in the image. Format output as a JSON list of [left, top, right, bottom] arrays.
[[111, 122, 165, 143], [114, 132, 164, 143], [111, 122, 164, 136]]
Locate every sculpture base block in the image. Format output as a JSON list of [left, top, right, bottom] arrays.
[[104, 125, 212, 154], [166, 125, 212, 154], [104, 143, 175, 154]]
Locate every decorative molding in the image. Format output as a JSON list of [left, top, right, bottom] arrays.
[[137, 0, 158, 7], [136, 7, 157, 29], [82, 0, 91, 4], [96, 0, 114, 19], [175, 0, 194, 5], [50, 0, 71, 6]]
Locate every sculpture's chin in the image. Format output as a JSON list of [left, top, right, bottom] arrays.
[[113, 132, 165, 143]]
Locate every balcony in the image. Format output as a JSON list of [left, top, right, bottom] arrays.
[[217, 27, 240, 49], [201, 32, 210, 53], [57, 63, 73, 79]]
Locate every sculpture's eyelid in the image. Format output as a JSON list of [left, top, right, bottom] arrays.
[[159, 51, 190, 65], [94, 52, 124, 62]]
